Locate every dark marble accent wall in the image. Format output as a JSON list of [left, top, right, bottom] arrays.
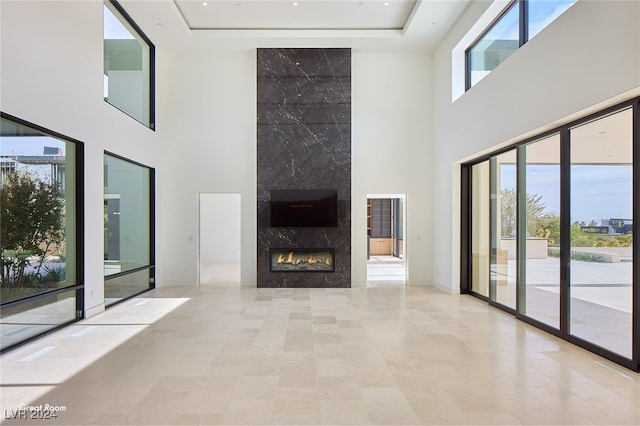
[[257, 48, 351, 288]]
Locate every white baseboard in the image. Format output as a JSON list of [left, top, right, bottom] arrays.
[[84, 303, 105, 319], [432, 280, 460, 295]]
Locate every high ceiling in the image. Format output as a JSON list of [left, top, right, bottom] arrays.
[[118, 0, 470, 51]]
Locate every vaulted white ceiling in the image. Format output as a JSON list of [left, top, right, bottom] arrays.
[[118, 0, 470, 51]]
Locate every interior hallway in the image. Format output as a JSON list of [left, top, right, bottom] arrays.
[[1, 285, 639, 425], [366, 256, 406, 284]]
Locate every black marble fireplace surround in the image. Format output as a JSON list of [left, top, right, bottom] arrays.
[[257, 48, 351, 288]]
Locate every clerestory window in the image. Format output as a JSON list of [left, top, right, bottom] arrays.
[[465, 0, 577, 91], [104, 0, 155, 129]]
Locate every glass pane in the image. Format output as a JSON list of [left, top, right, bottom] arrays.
[[492, 150, 517, 309], [105, 268, 151, 306], [0, 117, 77, 305], [1, 289, 77, 351], [528, 0, 578, 39], [469, 2, 520, 87], [523, 134, 560, 328], [104, 2, 152, 127], [570, 108, 633, 358], [104, 154, 151, 276], [471, 161, 490, 296]]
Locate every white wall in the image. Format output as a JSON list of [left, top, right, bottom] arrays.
[[155, 50, 257, 287], [2, 2, 437, 297], [432, 0, 640, 294], [156, 49, 434, 288], [0, 0, 161, 317], [199, 194, 241, 263], [352, 52, 433, 287]]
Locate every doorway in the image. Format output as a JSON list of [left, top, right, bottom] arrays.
[[198, 193, 241, 286], [366, 194, 406, 284]]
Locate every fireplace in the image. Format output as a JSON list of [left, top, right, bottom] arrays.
[[270, 248, 335, 272]]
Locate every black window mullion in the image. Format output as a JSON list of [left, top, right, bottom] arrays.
[[516, 146, 526, 315], [633, 99, 640, 371], [460, 165, 471, 293], [149, 167, 156, 289], [559, 126, 571, 339], [489, 157, 498, 302], [465, 49, 472, 91], [520, 0, 529, 46]]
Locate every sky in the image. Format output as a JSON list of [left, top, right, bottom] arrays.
[[104, 5, 134, 40], [1, 136, 64, 156], [501, 164, 632, 224], [487, 0, 577, 41]]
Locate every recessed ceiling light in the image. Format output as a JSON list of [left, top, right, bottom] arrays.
[[384, 1, 390, 5], [202, 1, 208, 6], [293, 2, 298, 5]]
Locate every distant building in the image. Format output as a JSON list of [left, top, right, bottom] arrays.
[[0, 147, 66, 191], [581, 218, 632, 235]]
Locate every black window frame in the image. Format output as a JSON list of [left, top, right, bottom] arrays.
[[465, 0, 575, 91], [103, 151, 155, 308], [465, 0, 521, 91], [0, 112, 85, 354], [103, 0, 156, 130], [460, 96, 640, 372]]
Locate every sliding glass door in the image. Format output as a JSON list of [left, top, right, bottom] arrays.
[[491, 150, 517, 310], [569, 108, 633, 358], [471, 161, 490, 297], [521, 134, 561, 329], [463, 98, 638, 371]]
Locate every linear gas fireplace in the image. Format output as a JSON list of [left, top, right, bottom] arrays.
[[270, 248, 335, 273]]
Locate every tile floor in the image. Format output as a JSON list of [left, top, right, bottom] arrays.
[[1, 285, 639, 425], [366, 256, 406, 284]]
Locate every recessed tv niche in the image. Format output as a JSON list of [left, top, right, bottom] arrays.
[[270, 189, 338, 227]]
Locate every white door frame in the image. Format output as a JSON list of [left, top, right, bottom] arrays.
[[366, 193, 407, 283], [197, 193, 241, 286]]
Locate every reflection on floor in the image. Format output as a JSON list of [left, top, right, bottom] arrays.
[[1, 285, 639, 425], [366, 255, 406, 285]]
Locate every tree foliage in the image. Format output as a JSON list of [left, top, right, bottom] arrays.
[[500, 188, 546, 237], [0, 171, 64, 294]]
